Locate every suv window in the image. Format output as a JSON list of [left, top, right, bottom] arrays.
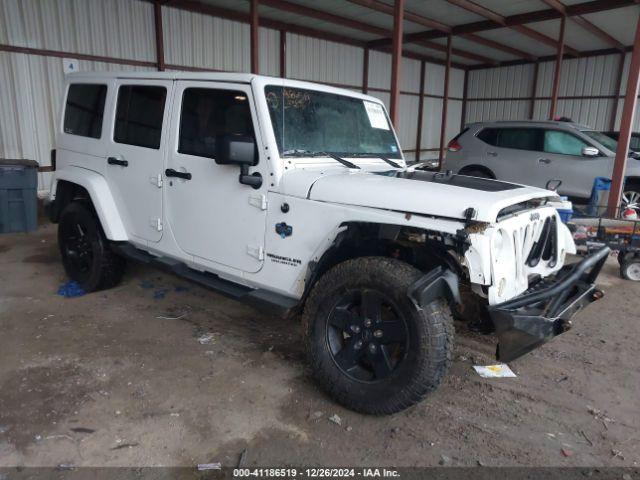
[[178, 88, 255, 159], [496, 128, 540, 151], [543, 130, 587, 156], [476, 128, 498, 146], [63, 84, 107, 139], [114, 85, 167, 149]]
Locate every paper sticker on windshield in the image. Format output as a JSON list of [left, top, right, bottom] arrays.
[[363, 101, 390, 130]]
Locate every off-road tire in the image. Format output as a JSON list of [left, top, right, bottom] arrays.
[[302, 257, 454, 415], [58, 201, 125, 292]]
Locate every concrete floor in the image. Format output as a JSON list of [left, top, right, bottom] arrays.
[[0, 224, 639, 468]]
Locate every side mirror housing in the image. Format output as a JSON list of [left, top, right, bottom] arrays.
[[214, 134, 258, 166], [582, 146, 600, 157], [214, 134, 262, 189]]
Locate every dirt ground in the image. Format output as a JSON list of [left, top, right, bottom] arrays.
[[0, 223, 639, 468]]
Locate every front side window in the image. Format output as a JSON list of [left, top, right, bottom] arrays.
[[544, 130, 587, 156], [178, 88, 254, 159], [114, 85, 167, 149], [496, 128, 540, 151], [265, 86, 401, 159], [63, 84, 107, 139]]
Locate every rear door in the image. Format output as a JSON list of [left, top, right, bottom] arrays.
[[482, 127, 546, 186], [540, 129, 612, 198], [164, 81, 267, 273], [106, 80, 172, 243]]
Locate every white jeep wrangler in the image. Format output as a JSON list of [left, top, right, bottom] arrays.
[[48, 72, 608, 414]]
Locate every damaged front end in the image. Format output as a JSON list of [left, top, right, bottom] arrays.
[[488, 246, 609, 362]]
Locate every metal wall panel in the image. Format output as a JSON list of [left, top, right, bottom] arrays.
[[420, 98, 442, 150], [368, 50, 390, 90], [163, 6, 250, 72], [466, 53, 632, 131], [468, 63, 534, 99], [286, 33, 363, 87], [465, 99, 531, 124], [259, 27, 280, 77], [0, 0, 155, 61]]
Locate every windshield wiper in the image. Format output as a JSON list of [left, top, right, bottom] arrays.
[[282, 149, 360, 169], [327, 153, 360, 169], [342, 153, 402, 169]]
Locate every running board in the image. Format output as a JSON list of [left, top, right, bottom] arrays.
[[112, 243, 299, 313]]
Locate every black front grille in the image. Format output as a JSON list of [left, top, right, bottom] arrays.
[[527, 215, 558, 268]]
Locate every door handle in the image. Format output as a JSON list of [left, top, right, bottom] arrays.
[[487, 151, 498, 157], [107, 157, 128, 167], [538, 158, 552, 164], [165, 168, 192, 180]]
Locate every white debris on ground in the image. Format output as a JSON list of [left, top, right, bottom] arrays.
[[473, 364, 517, 378]]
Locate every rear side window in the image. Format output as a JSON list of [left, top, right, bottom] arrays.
[[63, 84, 107, 139], [178, 88, 255, 159], [496, 128, 540, 151], [114, 85, 167, 149], [543, 130, 586, 156], [630, 135, 640, 151], [477, 128, 498, 146]]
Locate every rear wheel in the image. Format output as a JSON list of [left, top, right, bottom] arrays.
[[459, 168, 493, 179], [303, 257, 454, 415], [58, 201, 125, 292]]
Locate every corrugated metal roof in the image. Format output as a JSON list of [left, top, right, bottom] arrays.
[[197, 0, 638, 70], [531, 18, 609, 52]]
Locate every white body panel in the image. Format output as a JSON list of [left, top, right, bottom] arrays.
[[50, 72, 576, 306]]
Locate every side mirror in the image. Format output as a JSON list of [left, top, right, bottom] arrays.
[[214, 134, 257, 166], [214, 134, 262, 189], [582, 146, 600, 157]]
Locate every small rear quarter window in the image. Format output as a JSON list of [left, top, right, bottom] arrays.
[[63, 84, 107, 139], [476, 128, 498, 146]]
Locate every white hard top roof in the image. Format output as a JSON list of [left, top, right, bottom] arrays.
[[66, 71, 382, 104]]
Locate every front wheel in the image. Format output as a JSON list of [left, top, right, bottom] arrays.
[[58, 201, 125, 292], [303, 257, 454, 415]]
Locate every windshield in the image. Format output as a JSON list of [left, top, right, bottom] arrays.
[[265, 85, 402, 159], [582, 130, 618, 153]]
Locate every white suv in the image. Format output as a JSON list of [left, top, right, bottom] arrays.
[[47, 72, 608, 414]]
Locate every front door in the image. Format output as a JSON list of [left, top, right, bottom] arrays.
[[539, 129, 613, 198], [106, 80, 172, 243], [165, 81, 267, 273]]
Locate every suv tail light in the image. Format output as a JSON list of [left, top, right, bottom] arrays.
[[447, 139, 462, 152]]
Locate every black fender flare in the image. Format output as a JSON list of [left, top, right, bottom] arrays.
[[408, 266, 461, 308]]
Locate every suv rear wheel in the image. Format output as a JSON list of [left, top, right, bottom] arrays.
[[303, 257, 454, 414], [58, 201, 125, 292], [459, 167, 493, 179]]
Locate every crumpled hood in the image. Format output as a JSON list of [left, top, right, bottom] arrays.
[[293, 169, 556, 223]]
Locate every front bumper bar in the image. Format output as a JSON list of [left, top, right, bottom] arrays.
[[488, 247, 610, 362]]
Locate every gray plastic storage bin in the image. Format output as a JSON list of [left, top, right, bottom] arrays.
[[0, 159, 39, 234]]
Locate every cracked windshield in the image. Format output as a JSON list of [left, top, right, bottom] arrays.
[[265, 85, 402, 159]]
